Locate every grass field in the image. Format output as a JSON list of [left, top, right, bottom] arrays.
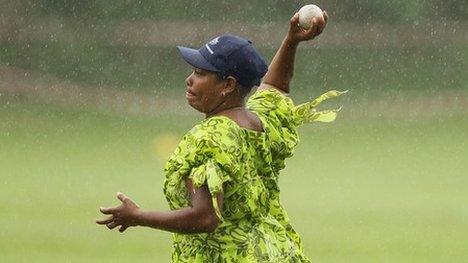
[[1, 42, 467, 94], [1, 94, 467, 262], [2, 2, 467, 261]]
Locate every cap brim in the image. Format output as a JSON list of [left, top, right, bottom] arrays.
[[176, 46, 219, 72]]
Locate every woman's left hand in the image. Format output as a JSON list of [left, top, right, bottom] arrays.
[[96, 192, 141, 233]]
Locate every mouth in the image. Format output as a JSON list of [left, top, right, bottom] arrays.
[[185, 89, 196, 98]]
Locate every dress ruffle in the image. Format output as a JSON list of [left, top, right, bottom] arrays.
[[190, 158, 228, 220], [293, 89, 348, 125]]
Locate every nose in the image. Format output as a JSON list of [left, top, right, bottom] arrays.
[[185, 73, 193, 87]]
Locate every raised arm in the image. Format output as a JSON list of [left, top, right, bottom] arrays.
[[96, 179, 222, 234], [260, 11, 328, 94]]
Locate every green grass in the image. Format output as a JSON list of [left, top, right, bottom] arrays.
[[1, 42, 467, 95], [20, 0, 468, 23], [1, 97, 467, 262]]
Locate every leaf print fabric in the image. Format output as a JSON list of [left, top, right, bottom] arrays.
[[163, 87, 344, 262]]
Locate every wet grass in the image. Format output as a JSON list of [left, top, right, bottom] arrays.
[[21, 0, 467, 24], [1, 98, 467, 262], [1, 41, 467, 96]]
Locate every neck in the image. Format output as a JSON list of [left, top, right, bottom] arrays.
[[205, 99, 245, 118]]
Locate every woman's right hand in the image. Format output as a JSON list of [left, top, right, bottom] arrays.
[[259, 10, 328, 94], [286, 11, 328, 44]]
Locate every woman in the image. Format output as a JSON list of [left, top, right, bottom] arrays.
[[97, 11, 344, 262]]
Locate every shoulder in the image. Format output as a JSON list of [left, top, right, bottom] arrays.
[[247, 84, 295, 113], [188, 116, 242, 153], [166, 117, 242, 172]]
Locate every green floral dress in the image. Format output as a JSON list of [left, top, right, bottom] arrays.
[[163, 87, 346, 262]]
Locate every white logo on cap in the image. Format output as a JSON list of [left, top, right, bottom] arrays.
[[205, 44, 214, 54], [209, 37, 219, 45]]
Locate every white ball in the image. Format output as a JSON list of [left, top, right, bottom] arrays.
[[298, 4, 323, 29]]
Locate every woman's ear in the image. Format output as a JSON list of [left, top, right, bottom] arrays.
[[222, 76, 238, 95]]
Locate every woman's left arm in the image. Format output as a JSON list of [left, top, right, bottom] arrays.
[[96, 179, 222, 234]]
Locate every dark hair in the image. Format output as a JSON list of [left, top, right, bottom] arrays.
[[215, 73, 252, 96]]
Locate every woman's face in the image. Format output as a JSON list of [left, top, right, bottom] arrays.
[[185, 68, 227, 113]]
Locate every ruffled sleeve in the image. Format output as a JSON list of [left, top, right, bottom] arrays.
[[247, 85, 346, 171], [189, 159, 228, 219], [185, 119, 240, 220]]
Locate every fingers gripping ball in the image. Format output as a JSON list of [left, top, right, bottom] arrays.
[[298, 4, 324, 29]]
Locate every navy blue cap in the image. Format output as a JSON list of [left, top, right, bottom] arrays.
[[177, 34, 268, 88]]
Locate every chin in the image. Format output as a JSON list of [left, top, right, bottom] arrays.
[[186, 99, 206, 113]]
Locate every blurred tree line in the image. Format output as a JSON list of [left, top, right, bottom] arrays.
[[11, 0, 468, 23]]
